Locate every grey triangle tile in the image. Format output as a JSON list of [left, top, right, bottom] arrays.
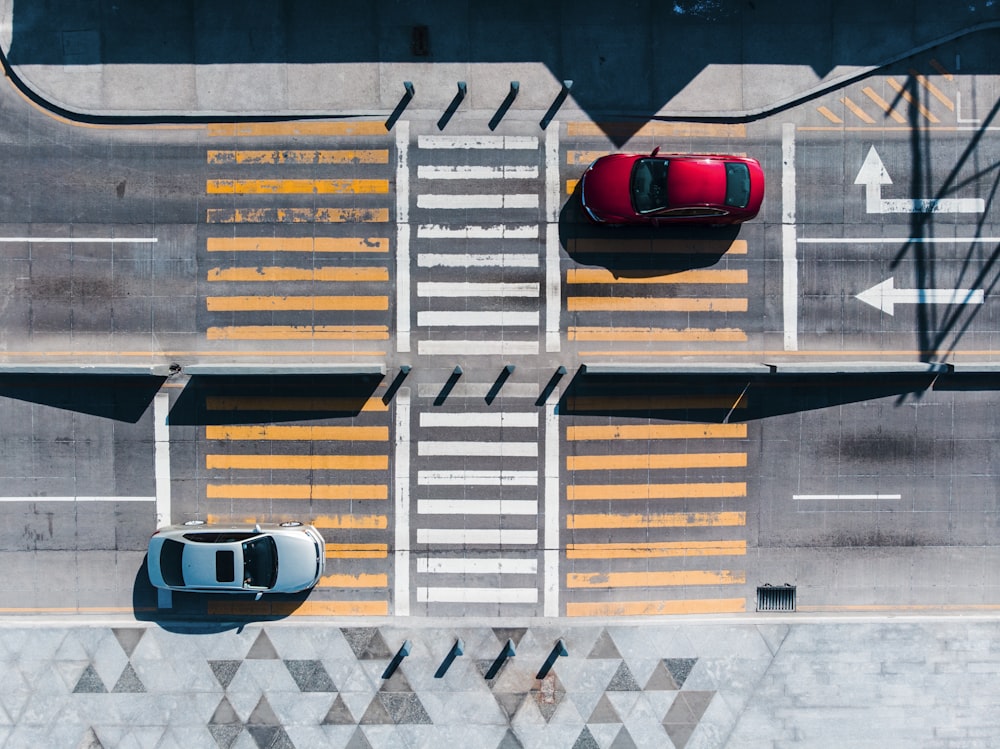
[[340, 628, 377, 660], [664, 658, 698, 689], [247, 696, 280, 727], [73, 665, 107, 694], [323, 694, 356, 725], [494, 692, 527, 720], [608, 725, 640, 749], [606, 662, 641, 691], [379, 668, 413, 693], [492, 628, 527, 648], [664, 722, 696, 749], [111, 628, 145, 659], [475, 659, 502, 689], [587, 693, 621, 724], [572, 726, 600, 749], [209, 660, 242, 689], [644, 661, 679, 691], [246, 724, 294, 749], [663, 693, 698, 725], [676, 691, 714, 723], [496, 728, 524, 749], [380, 692, 432, 725], [111, 663, 145, 694], [77, 726, 104, 749], [364, 631, 393, 660], [207, 724, 243, 749], [246, 631, 278, 660], [209, 697, 242, 726], [284, 659, 336, 692], [587, 630, 622, 660], [344, 726, 375, 749], [359, 695, 394, 725]]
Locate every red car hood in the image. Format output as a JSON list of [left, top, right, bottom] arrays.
[[581, 154, 637, 220]]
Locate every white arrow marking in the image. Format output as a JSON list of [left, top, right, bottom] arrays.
[[854, 146, 984, 214], [856, 277, 984, 315]]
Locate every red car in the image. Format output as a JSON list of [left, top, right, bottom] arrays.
[[580, 148, 764, 225]]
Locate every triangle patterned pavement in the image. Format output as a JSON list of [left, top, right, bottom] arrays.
[[111, 663, 146, 693], [73, 664, 107, 694], [323, 694, 356, 725], [587, 629, 622, 660], [245, 631, 279, 660], [608, 725, 640, 749], [209, 660, 242, 690], [587, 693, 621, 724], [111, 628, 145, 659], [495, 728, 524, 749], [605, 662, 641, 692], [492, 627, 528, 648], [571, 726, 600, 749], [663, 658, 698, 689], [344, 726, 375, 749]]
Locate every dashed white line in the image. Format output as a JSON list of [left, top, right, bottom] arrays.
[[418, 441, 538, 457], [417, 194, 539, 210], [416, 528, 538, 545], [417, 135, 539, 149], [417, 311, 539, 327], [154, 392, 171, 527], [417, 470, 538, 486], [417, 281, 539, 297], [544, 389, 560, 617], [782, 122, 798, 352], [417, 587, 538, 604], [418, 165, 539, 179], [417, 499, 538, 515], [417, 224, 538, 239], [417, 253, 538, 268], [394, 388, 411, 616], [419, 412, 538, 428], [417, 339, 539, 356], [417, 557, 538, 575]]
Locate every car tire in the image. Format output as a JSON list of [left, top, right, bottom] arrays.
[[279, 521, 302, 527]]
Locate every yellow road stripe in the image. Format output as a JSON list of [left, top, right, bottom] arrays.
[[885, 77, 940, 123], [566, 452, 747, 471], [567, 482, 746, 501], [567, 540, 747, 559], [567, 150, 611, 165], [565, 395, 747, 411], [567, 122, 746, 138], [208, 325, 389, 341], [206, 295, 388, 311], [206, 425, 388, 441], [319, 573, 388, 588], [206, 208, 390, 223], [326, 543, 388, 559], [207, 266, 388, 282], [567, 268, 747, 285], [567, 569, 745, 588], [207, 455, 388, 470], [566, 598, 745, 616], [314, 514, 388, 530], [862, 87, 907, 123], [208, 122, 388, 137], [840, 96, 876, 124], [568, 297, 747, 312], [207, 179, 389, 195], [207, 484, 388, 500], [929, 58, 954, 81], [907, 69, 954, 111], [207, 599, 390, 616], [207, 149, 389, 165], [567, 511, 746, 529], [567, 423, 746, 441], [568, 326, 746, 342], [817, 105, 843, 124], [566, 178, 579, 194], [567, 238, 747, 255], [207, 237, 389, 253], [206, 396, 387, 412]]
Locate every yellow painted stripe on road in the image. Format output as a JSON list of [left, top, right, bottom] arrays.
[[886, 77, 940, 123], [567, 452, 747, 471], [817, 105, 843, 124], [207, 266, 388, 282], [566, 178, 579, 194], [207, 454, 388, 470], [566, 598, 745, 616], [567, 482, 746, 501], [206, 396, 388, 412], [206, 295, 388, 311], [929, 58, 954, 81], [907, 69, 954, 111], [567, 569, 745, 588], [206, 207, 390, 223], [207, 599, 390, 616], [568, 326, 746, 342], [207, 237, 389, 253], [567, 122, 746, 138], [207, 149, 389, 164], [861, 87, 907, 123], [207, 179, 389, 195], [319, 573, 388, 588], [567, 423, 746, 441], [567, 511, 746, 529], [568, 297, 747, 312], [208, 325, 389, 341], [567, 150, 610, 165], [327, 543, 388, 558], [567, 238, 747, 255], [567, 540, 747, 558], [565, 395, 746, 411], [206, 425, 389, 441], [568, 268, 746, 285], [207, 122, 387, 137], [840, 96, 876, 124], [207, 484, 388, 500], [314, 514, 388, 530]]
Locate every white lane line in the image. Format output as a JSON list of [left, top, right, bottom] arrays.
[[546, 222, 561, 352], [798, 237, 1000, 244], [396, 121, 411, 353], [420, 412, 538, 428], [417, 587, 538, 603], [782, 122, 798, 352], [417, 253, 539, 268], [417, 499, 538, 515], [416, 528, 538, 545], [417, 194, 539, 210], [417, 557, 538, 575], [418, 470, 538, 486], [417, 135, 539, 149], [417, 224, 538, 239], [396, 120, 409, 223], [418, 339, 539, 356], [793, 494, 902, 500], [0, 496, 156, 502], [394, 388, 411, 616], [417, 281, 539, 297], [417, 311, 539, 327], [418, 441, 538, 457], [418, 165, 539, 179], [544, 388, 560, 618], [416, 383, 538, 399], [0, 237, 157, 243], [154, 392, 171, 527]]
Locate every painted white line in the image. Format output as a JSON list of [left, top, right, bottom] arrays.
[[856, 146, 984, 214], [394, 388, 411, 617], [418, 470, 538, 486], [793, 494, 902, 500], [417, 224, 538, 239], [417, 165, 539, 179], [0, 237, 157, 243], [956, 90, 981, 124], [417, 135, 538, 149], [417, 499, 538, 515], [546, 223, 561, 352], [417, 310, 539, 327], [396, 121, 411, 354], [417, 281, 539, 297], [417, 587, 538, 604], [154, 392, 171, 527], [417, 194, 539, 210], [799, 237, 1000, 244], [418, 441, 538, 457], [416, 528, 538, 545], [416, 383, 538, 400], [396, 120, 409, 223], [544, 388, 560, 618], [856, 278, 984, 315], [418, 339, 539, 356], [782, 122, 798, 353], [0, 496, 156, 502], [417, 253, 538, 268], [545, 124, 560, 223], [420, 412, 538, 428], [417, 557, 538, 575]]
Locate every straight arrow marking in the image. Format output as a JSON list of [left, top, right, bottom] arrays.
[[854, 146, 984, 214], [856, 277, 984, 315]]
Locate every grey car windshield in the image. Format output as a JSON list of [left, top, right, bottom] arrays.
[[631, 158, 669, 213], [724, 162, 751, 208], [243, 536, 279, 588]]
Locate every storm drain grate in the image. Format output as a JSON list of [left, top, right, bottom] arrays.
[[756, 584, 796, 612]]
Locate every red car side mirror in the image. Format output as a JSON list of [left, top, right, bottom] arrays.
[[650, 146, 660, 157]]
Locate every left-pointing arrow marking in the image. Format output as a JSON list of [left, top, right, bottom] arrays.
[[855, 277, 985, 315], [854, 146, 985, 214]]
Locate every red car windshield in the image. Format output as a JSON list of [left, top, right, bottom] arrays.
[[724, 162, 751, 208], [630, 158, 670, 214]]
